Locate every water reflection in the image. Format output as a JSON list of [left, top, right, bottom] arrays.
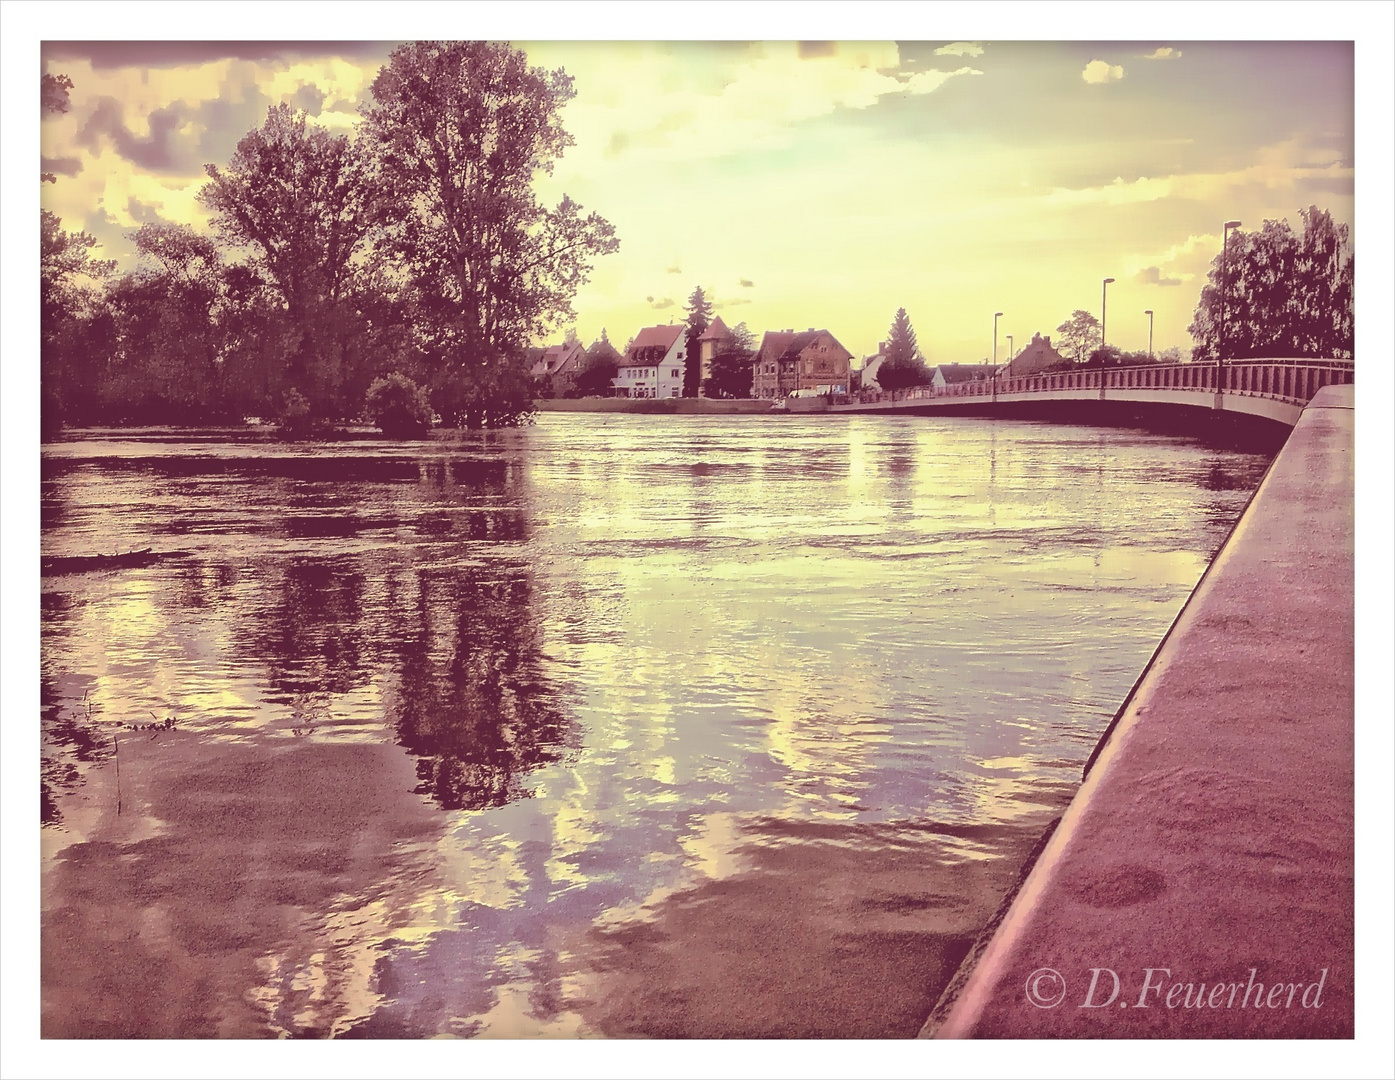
[[40, 417, 1272, 1038]]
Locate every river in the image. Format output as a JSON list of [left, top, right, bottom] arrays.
[[39, 413, 1271, 1037]]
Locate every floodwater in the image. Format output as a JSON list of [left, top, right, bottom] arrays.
[[39, 414, 1271, 1038]]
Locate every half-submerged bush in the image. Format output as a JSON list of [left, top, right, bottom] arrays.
[[366, 372, 434, 438], [276, 387, 332, 440]]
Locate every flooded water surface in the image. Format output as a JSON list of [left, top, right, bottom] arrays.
[[40, 414, 1271, 1037]]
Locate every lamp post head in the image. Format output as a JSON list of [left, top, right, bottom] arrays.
[[1144, 309, 1153, 316], [1103, 277, 1115, 285], [994, 311, 1003, 318], [1224, 219, 1242, 230]]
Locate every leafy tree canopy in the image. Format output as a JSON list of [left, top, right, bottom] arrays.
[[1054, 310, 1101, 364], [1188, 206, 1352, 362], [361, 41, 618, 426]]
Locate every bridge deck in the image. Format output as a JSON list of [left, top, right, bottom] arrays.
[[928, 385, 1354, 1037], [830, 358, 1353, 430]]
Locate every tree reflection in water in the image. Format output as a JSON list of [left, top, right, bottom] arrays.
[[390, 562, 572, 811]]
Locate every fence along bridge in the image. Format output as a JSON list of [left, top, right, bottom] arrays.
[[832, 358, 1355, 429]]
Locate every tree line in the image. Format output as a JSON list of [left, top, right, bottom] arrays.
[[41, 42, 618, 436]]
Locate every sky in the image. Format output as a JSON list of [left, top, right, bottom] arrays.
[[37, 36, 1355, 364]]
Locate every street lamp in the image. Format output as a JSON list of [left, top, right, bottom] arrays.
[[1101, 278, 1115, 356], [993, 312, 1003, 368], [1144, 309, 1154, 359], [1006, 334, 1014, 366], [1219, 220, 1242, 389]]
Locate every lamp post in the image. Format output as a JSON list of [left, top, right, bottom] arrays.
[[1100, 277, 1115, 357], [1144, 309, 1154, 359], [992, 312, 1003, 368], [1219, 220, 1242, 390], [1006, 334, 1014, 367]]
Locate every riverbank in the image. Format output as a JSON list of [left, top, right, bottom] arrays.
[[929, 384, 1354, 1038], [534, 397, 775, 414]]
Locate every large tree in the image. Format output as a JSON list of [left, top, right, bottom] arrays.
[[198, 104, 379, 418], [682, 286, 713, 397], [875, 307, 932, 389], [101, 224, 229, 421], [41, 210, 115, 429], [361, 41, 618, 427], [703, 320, 755, 399], [1054, 309, 1102, 364], [1188, 206, 1353, 362]]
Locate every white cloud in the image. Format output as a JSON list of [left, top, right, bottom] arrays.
[[934, 42, 984, 58], [1142, 47, 1182, 60], [905, 66, 983, 95], [1082, 60, 1125, 84], [528, 42, 978, 169]]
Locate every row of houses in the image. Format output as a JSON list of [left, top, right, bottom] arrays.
[[530, 321, 1069, 400]]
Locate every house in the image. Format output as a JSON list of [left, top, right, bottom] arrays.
[[1003, 332, 1066, 377], [529, 340, 589, 396], [697, 315, 736, 394], [931, 363, 1001, 390], [858, 341, 891, 392], [750, 328, 854, 399], [612, 324, 687, 398]]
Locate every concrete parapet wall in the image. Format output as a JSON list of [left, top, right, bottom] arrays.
[[930, 384, 1354, 1038]]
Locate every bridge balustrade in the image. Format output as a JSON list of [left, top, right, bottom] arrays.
[[850, 359, 1352, 410]]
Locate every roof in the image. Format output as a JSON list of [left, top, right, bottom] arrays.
[[698, 315, 732, 342], [627, 324, 684, 359], [755, 329, 852, 363], [934, 363, 1000, 383]]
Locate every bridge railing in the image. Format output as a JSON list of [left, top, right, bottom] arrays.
[[854, 359, 1354, 408]]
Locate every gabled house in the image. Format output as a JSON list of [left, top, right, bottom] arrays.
[[612, 324, 686, 398], [530, 340, 590, 397], [751, 328, 854, 399], [931, 363, 1001, 390], [1004, 332, 1066, 377], [858, 340, 891, 392]]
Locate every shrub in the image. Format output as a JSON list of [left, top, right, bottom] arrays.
[[365, 372, 434, 438]]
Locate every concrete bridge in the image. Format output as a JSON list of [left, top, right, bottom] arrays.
[[833, 358, 1355, 431]]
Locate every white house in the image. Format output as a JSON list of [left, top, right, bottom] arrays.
[[612, 324, 686, 398], [931, 363, 1001, 390]]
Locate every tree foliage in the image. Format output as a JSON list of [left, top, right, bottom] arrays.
[[366, 372, 434, 437], [875, 307, 932, 389], [703, 318, 754, 398], [361, 41, 618, 426], [1054, 310, 1102, 364], [1188, 206, 1353, 361], [682, 286, 713, 397]]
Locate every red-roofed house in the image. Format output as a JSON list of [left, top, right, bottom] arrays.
[[751, 328, 853, 399], [612, 324, 687, 398]]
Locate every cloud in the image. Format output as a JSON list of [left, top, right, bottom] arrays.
[[647, 297, 675, 309], [665, 264, 682, 274], [714, 296, 753, 308], [44, 41, 392, 71], [1136, 266, 1184, 287], [77, 97, 194, 172], [739, 278, 754, 288], [904, 67, 983, 95], [935, 42, 984, 58], [1142, 47, 1182, 61], [538, 41, 980, 168], [40, 155, 82, 178], [288, 83, 326, 116], [797, 42, 837, 60], [1082, 60, 1125, 84]]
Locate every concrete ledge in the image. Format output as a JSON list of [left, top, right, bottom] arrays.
[[930, 384, 1354, 1038]]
